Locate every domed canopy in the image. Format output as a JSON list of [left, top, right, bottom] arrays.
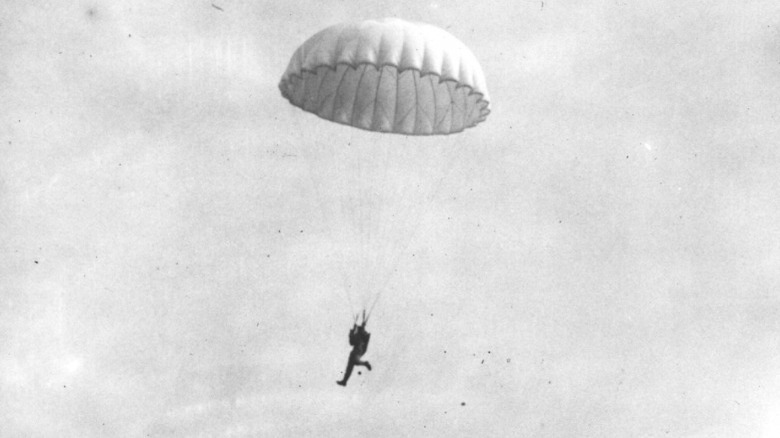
[[279, 18, 490, 135]]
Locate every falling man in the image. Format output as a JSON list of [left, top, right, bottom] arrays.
[[336, 312, 372, 386]]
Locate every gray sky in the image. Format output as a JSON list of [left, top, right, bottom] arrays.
[[2, 1, 780, 436]]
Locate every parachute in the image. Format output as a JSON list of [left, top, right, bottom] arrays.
[[279, 18, 490, 318]]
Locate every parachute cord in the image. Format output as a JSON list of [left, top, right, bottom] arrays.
[[364, 293, 380, 324], [362, 137, 423, 318], [298, 121, 356, 315], [340, 270, 356, 317], [368, 141, 465, 315], [362, 141, 392, 313]]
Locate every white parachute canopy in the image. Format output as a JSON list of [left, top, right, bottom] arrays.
[[279, 18, 490, 135], [279, 18, 490, 316]]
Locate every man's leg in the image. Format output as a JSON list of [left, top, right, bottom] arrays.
[[355, 358, 372, 371], [337, 355, 356, 386]]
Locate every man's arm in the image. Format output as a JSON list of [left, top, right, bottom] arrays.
[[349, 328, 358, 345]]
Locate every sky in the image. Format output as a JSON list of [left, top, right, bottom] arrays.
[[2, 0, 780, 436]]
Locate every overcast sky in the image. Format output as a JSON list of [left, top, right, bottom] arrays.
[[2, 1, 780, 436]]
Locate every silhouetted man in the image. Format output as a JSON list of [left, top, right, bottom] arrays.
[[336, 318, 371, 386]]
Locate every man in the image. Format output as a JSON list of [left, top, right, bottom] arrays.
[[336, 315, 372, 386]]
